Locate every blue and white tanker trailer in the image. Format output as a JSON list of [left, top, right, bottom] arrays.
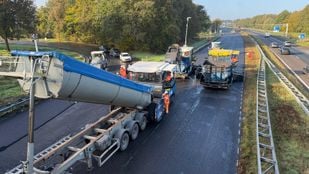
[[1, 51, 171, 173]]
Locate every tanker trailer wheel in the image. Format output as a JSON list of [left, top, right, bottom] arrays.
[[120, 132, 130, 151], [130, 123, 139, 140], [139, 115, 147, 131]]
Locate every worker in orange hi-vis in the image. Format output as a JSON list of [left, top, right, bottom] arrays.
[[165, 72, 172, 82], [162, 91, 170, 114], [119, 65, 127, 78], [231, 55, 238, 63]]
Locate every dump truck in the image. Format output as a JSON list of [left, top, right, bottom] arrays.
[[199, 48, 240, 89], [165, 44, 194, 79], [0, 50, 175, 174]]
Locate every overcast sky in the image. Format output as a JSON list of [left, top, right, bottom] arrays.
[[193, 0, 308, 20], [35, 0, 308, 20]]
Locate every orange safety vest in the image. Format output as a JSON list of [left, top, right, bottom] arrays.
[[165, 75, 172, 81], [120, 67, 127, 78], [163, 93, 170, 104]]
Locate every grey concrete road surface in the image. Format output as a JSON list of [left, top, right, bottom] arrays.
[[0, 32, 245, 174]]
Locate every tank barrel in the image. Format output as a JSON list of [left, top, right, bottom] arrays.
[[4, 51, 152, 109]]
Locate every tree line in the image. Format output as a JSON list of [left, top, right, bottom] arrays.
[[37, 0, 211, 52], [0, 0, 36, 51], [234, 5, 309, 35], [1, 0, 211, 52]]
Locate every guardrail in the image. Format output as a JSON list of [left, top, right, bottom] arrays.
[[192, 35, 220, 54], [269, 46, 309, 90], [0, 97, 29, 117], [253, 37, 309, 115], [255, 49, 280, 174]]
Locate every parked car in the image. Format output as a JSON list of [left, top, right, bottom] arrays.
[[110, 48, 120, 58], [283, 41, 292, 47], [280, 46, 291, 55], [120, 52, 132, 62], [270, 42, 279, 48]]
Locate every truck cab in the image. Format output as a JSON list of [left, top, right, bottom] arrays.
[[200, 49, 240, 89], [165, 44, 194, 79], [127, 61, 176, 121], [90, 51, 108, 70]]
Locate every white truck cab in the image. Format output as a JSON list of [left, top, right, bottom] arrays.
[[90, 51, 108, 70], [127, 61, 177, 122]]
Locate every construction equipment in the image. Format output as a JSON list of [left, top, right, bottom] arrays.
[[165, 44, 194, 79], [0, 50, 174, 174], [127, 61, 177, 121], [90, 51, 108, 70], [198, 48, 240, 89]]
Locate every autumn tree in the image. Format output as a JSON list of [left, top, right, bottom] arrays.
[[0, 0, 36, 51]]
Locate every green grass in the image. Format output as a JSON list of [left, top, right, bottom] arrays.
[[297, 40, 309, 47], [131, 51, 165, 61], [252, 37, 309, 99], [0, 44, 84, 61], [0, 44, 83, 105], [265, 65, 309, 174], [131, 36, 220, 62], [238, 33, 260, 174], [0, 76, 26, 104]]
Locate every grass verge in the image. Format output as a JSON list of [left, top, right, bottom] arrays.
[[252, 37, 309, 99], [0, 44, 82, 105], [131, 36, 219, 62], [131, 51, 165, 62], [238, 33, 260, 173], [266, 65, 309, 174], [0, 44, 85, 61]]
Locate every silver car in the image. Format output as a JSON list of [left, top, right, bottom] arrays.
[[271, 42, 279, 48], [284, 41, 292, 47]]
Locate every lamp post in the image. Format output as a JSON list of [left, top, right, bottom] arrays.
[[184, 17, 191, 46]]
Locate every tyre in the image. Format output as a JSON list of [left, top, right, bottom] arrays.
[[109, 105, 115, 112], [130, 123, 139, 140], [147, 103, 156, 121], [119, 132, 130, 151], [139, 116, 147, 131]]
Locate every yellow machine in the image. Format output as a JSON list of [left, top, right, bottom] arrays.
[[199, 48, 240, 89]]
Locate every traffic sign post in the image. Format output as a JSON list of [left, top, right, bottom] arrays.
[[273, 25, 280, 32], [299, 33, 306, 40]]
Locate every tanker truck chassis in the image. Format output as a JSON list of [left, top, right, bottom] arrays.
[[0, 51, 173, 174], [6, 107, 149, 174]]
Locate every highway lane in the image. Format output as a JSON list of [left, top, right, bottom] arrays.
[[251, 32, 309, 87], [0, 100, 110, 173], [74, 33, 245, 174], [0, 32, 244, 173]]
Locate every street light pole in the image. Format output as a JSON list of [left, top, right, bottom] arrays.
[[184, 17, 191, 46], [285, 23, 289, 38], [25, 58, 36, 174], [23, 33, 39, 174]]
